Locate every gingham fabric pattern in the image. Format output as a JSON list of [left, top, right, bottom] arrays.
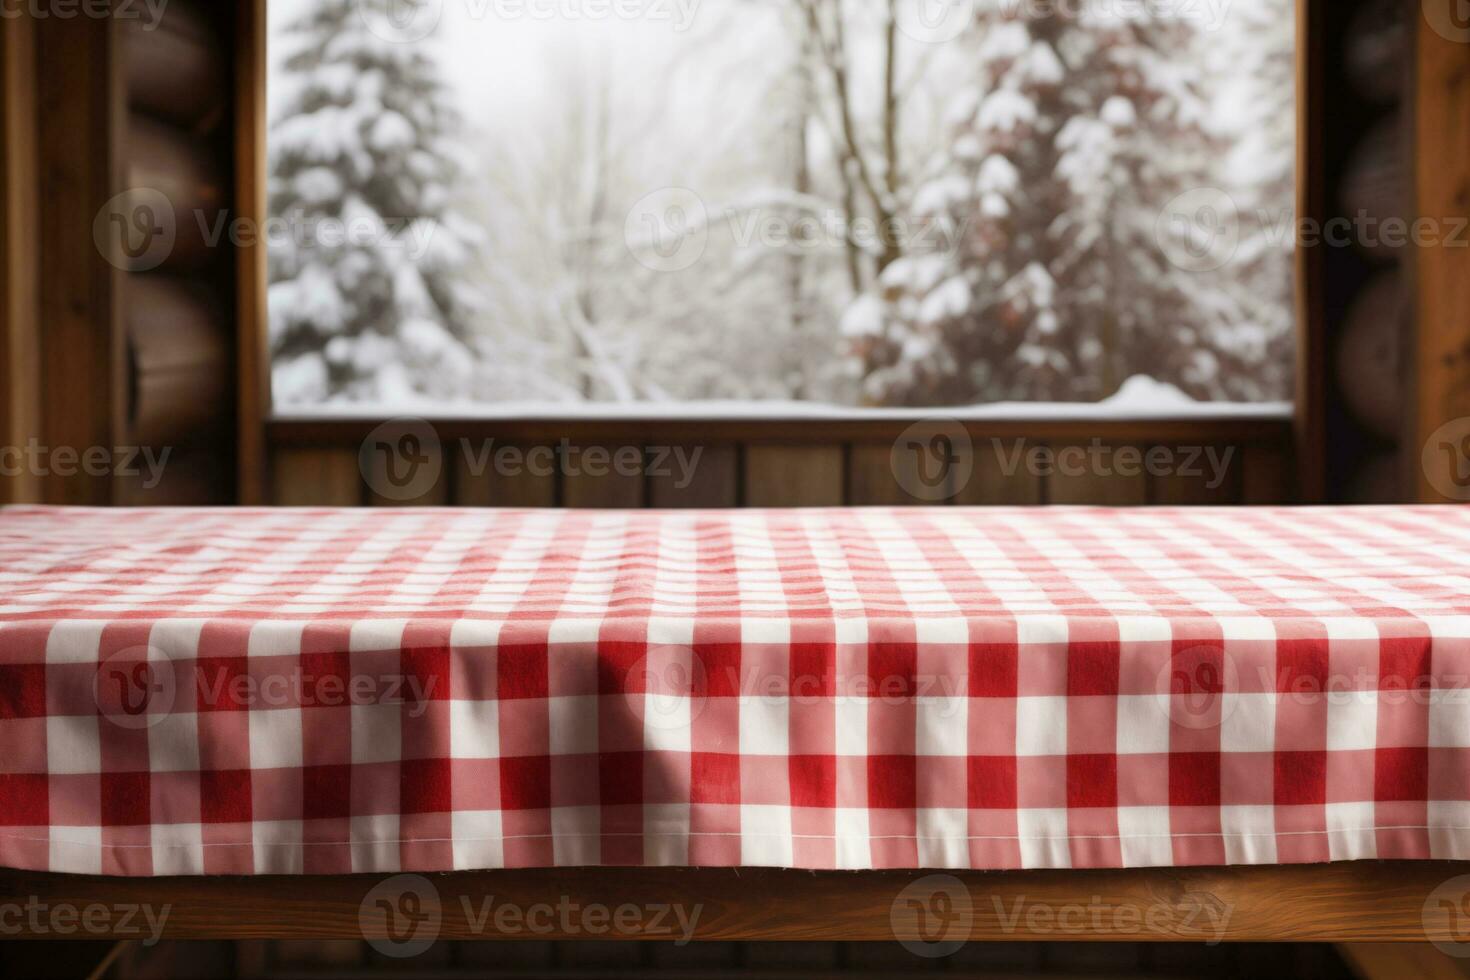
[[2, 505, 1470, 876]]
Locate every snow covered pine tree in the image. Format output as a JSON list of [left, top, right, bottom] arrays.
[[850, 2, 1288, 405], [268, 0, 483, 406]]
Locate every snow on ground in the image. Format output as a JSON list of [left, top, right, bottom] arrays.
[[275, 374, 1291, 422]]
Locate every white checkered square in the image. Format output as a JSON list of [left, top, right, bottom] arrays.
[[1429, 688, 1470, 748], [916, 808, 969, 867], [151, 821, 205, 875], [1015, 697, 1067, 757], [1220, 805, 1277, 864], [46, 715, 101, 775], [740, 804, 793, 866], [1326, 690, 1379, 752], [45, 621, 106, 664], [1118, 805, 1172, 867], [916, 696, 967, 757], [1325, 801, 1377, 861], [1017, 808, 1071, 868], [1221, 693, 1277, 753], [50, 826, 102, 876], [449, 698, 500, 759], [451, 810, 504, 870], [739, 697, 789, 756], [1116, 695, 1169, 755], [248, 708, 303, 770]]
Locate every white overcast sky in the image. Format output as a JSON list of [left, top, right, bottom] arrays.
[[267, 0, 762, 130]]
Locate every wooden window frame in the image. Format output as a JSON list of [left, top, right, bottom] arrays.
[[236, 0, 1321, 506]]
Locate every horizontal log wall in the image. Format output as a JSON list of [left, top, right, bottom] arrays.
[[266, 418, 1296, 508], [115, 0, 236, 505]]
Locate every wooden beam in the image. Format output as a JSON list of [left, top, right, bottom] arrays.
[[0, 10, 41, 505], [36, 10, 125, 505], [269, 415, 1296, 449], [1338, 943, 1470, 980], [235, 0, 270, 505], [1, 863, 1467, 943], [1413, 1, 1470, 502], [1294, 0, 1328, 503]]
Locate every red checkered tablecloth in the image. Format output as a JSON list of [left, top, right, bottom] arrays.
[[2, 504, 1469, 876]]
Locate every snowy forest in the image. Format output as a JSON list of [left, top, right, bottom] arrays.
[[267, 0, 1295, 411]]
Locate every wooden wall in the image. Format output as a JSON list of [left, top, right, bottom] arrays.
[[102, 937, 1357, 980], [268, 418, 1296, 508], [0, 10, 41, 506], [0, 0, 238, 506], [1415, 0, 1470, 502], [115, 1, 236, 504]]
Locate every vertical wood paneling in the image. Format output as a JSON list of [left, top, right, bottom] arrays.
[[1242, 442, 1294, 504], [1295, 0, 1327, 502], [265, 430, 1293, 509], [1414, 2, 1470, 502], [1150, 445, 1243, 505], [271, 448, 361, 506], [562, 444, 646, 509], [37, 12, 124, 505], [847, 444, 912, 505], [952, 435, 1045, 505], [453, 442, 558, 507], [236, 0, 269, 505], [364, 458, 450, 506], [744, 445, 845, 507], [648, 445, 737, 508], [1047, 444, 1148, 505], [0, 10, 40, 505]]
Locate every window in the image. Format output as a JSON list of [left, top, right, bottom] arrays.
[[266, 0, 1295, 414]]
